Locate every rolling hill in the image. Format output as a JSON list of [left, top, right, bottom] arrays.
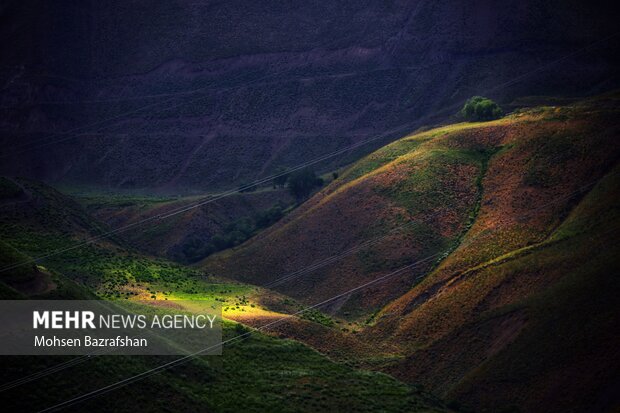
[[76, 187, 293, 263], [202, 93, 620, 412], [2, 2, 619, 412], [0, 176, 449, 412], [1, 94, 618, 412], [203, 94, 619, 314], [377, 167, 620, 412]]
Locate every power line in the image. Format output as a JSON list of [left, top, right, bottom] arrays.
[[32, 170, 616, 412], [0, 122, 413, 274], [3, 29, 615, 274], [21, 167, 615, 411], [0, 33, 617, 400], [3, 159, 609, 395]]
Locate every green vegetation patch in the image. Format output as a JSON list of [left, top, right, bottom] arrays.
[[0, 226, 200, 299], [341, 136, 430, 183], [1, 322, 447, 412], [460, 96, 503, 122], [178, 202, 288, 263]]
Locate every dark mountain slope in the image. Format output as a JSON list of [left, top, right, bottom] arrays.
[[1, 1, 618, 190]]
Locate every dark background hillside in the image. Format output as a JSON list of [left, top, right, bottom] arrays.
[[1, 0, 619, 191]]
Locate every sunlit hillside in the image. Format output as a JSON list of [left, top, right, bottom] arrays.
[[203, 93, 620, 412]]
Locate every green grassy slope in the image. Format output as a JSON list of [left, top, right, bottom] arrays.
[[359, 96, 620, 412], [203, 123, 501, 319], [2, 93, 618, 412], [0, 322, 448, 413], [0, 178, 201, 298], [203, 93, 620, 412], [203, 94, 619, 322], [0, 178, 447, 412]]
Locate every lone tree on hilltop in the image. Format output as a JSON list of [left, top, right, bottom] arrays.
[[460, 96, 503, 121]]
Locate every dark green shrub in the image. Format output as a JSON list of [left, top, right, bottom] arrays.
[[234, 323, 248, 335], [460, 96, 503, 121], [177, 202, 288, 262], [255, 204, 283, 229], [287, 169, 322, 201]]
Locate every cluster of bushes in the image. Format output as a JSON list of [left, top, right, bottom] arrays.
[[460, 96, 503, 121], [179, 202, 286, 263], [239, 168, 327, 202], [287, 169, 324, 201], [183, 168, 328, 263], [272, 168, 325, 201], [300, 308, 335, 327]]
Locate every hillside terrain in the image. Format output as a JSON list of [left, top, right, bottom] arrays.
[[379, 168, 620, 412], [0, 94, 618, 412], [203, 94, 620, 412], [2, 2, 619, 412], [1, 1, 619, 190], [0, 176, 447, 412], [76, 187, 293, 263]]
